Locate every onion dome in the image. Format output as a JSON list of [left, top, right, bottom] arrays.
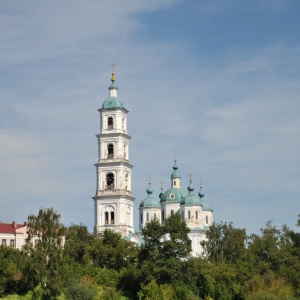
[[171, 160, 180, 179], [161, 188, 188, 203], [198, 185, 213, 211], [139, 182, 161, 208], [181, 180, 202, 206], [102, 72, 124, 109]]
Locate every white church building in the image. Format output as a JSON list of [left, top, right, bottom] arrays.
[[93, 73, 213, 257]]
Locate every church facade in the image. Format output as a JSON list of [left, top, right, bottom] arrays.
[[93, 73, 213, 257]]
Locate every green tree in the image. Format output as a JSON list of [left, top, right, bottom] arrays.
[[140, 212, 191, 262], [63, 224, 94, 264], [90, 229, 137, 271], [201, 221, 247, 264], [24, 207, 65, 299]]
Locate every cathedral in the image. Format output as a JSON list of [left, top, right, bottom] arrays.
[[93, 73, 213, 257]]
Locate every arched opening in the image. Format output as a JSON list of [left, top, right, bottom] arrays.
[[188, 210, 191, 219], [110, 212, 115, 224], [122, 118, 125, 131], [206, 215, 208, 224], [181, 211, 184, 220], [105, 212, 109, 224], [171, 209, 174, 216], [141, 213, 143, 223], [154, 213, 157, 220], [107, 144, 114, 159], [146, 212, 149, 222], [108, 117, 113, 129], [106, 173, 114, 190], [196, 211, 198, 219], [162, 210, 165, 221]]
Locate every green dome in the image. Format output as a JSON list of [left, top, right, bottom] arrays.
[[139, 183, 161, 208], [102, 96, 124, 109], [202, 200, 213, 211], [182, 194, 202, 206], [171, 160, 181, 178], [197, 186, 213, 211], [160, 188, 187, 203], [180, 181, 202, 206]]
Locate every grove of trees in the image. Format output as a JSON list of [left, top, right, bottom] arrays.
[[0, 208, 299, 300]]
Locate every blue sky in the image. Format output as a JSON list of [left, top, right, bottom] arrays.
[[0, 0, 299, 235]]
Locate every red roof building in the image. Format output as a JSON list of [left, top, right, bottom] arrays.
[[0, 221, 28, 249]]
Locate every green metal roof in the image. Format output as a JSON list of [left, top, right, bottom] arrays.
[[160, 187, 187, 203], [102, 96, 124, 109]]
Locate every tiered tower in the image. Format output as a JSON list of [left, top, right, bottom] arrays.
[[93, 73, 134, 237]]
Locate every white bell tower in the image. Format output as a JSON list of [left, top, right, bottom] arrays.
[[93, 72, 134, 237]]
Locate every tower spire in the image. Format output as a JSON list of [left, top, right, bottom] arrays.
[[111, 62, 116, 83]]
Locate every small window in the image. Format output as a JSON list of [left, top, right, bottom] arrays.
[[188, 211, 191, 219], [108, 117, 113, 129], [10, 239, 15, 247], [174, 180, 176, 186], [2, 239, 6, 246], [141, 213, 143, 223], [206, 215, 208, 224], [106, 173, 114, 189], [107, 144, 114, 158], [171, 209, 174, 216], [162, 210, 165, 221], [196, 211, 198, 219], [146, 212, 149, 222], [110, 212, 115, 224], [170, 194, 175, 199]]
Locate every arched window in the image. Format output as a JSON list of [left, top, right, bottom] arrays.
[[105, 212, 109, 224], [146, 212, 149, 222], [107, 144, 114, 158], [110, 212, 115, 224], [182, 211, 184, 220], [122, 118, 125, 130], [106, 173, 114, 190], [174, 180, 176, 186], [154, 213, 157, 220], [188, 210, 191, 219], [162, 210, 165, 221], [196, 211, 198, 219], [141, 213, 143, 223], [206, 215, 208, 224], [108, 117, 113, 129], [171, 209, 174, 216]]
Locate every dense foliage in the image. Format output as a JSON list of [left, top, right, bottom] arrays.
[[0, 209, 299, 299]]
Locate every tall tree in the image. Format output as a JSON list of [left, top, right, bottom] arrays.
[[201, 221, 247, 264], [24, 207, 65, 299]]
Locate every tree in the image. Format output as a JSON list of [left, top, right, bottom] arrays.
[[90, 229, 137, 271], [64, 224, 94, 264], [24, 207, 65, 299], [201, 221, 247, 264], [140, 212, 191, 262]]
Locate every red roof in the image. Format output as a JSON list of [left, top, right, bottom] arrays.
[[0, 222, 27, 234]]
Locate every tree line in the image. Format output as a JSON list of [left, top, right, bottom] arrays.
[[0, 208, 299, 300]]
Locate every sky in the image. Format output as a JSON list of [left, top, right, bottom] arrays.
[[0, 0, 299, 235]]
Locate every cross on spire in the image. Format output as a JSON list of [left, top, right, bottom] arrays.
[[148, 176, 152, 184], [160, 181, 164, 190], [200, 179, 203, 188], [188, 172, 193, 182]]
